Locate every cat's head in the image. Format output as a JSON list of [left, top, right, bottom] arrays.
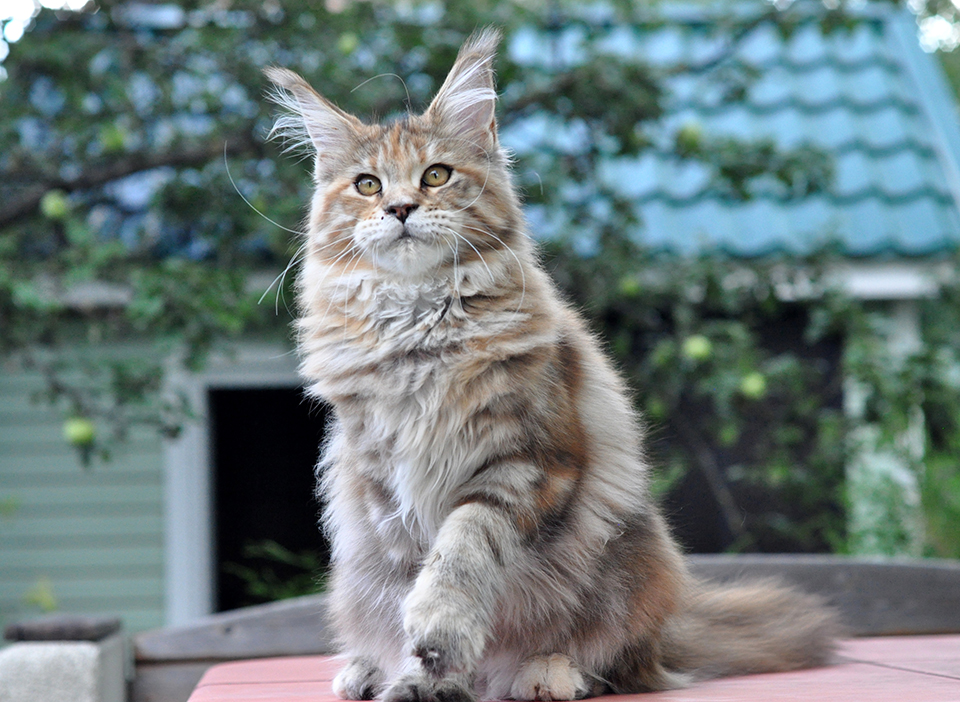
[[266, 29, 524, 281]]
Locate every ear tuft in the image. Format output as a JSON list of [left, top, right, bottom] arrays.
[[264, 67, 361, 158], [425, 28, 502, 149]]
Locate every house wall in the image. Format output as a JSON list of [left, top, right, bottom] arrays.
[[0, 367, 166, 635], [162, 342, 300, 626], [0, 342, 303, 636], [0, 342, 302, 636]]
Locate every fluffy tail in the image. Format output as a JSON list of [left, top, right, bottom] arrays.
[[661, 578, 843, 680]]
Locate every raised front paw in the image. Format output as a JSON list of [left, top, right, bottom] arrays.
[[510, 654, 601, 701], [332, 657, 385, 700], [382, 673, 477, 702], [403, 588, 486, 678]]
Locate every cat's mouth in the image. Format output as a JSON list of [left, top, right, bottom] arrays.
[[369, 223, 448, 275], [391, 226, 425, 246]]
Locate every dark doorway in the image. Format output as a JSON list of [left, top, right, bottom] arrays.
[[209, 387, 331, 612]]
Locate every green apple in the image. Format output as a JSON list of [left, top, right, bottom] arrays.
[[739, 372, 768, 399], [681, 334, 712, 362], [645, 397, 667, 421], [63, 417, 96, 447], [675, 122, 704, 154], [337, 32, 359, 55], [618, 276, 642, 298], [40, 190, 70, 221], [99, 123, 128, 153]]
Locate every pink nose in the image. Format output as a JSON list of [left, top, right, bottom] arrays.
[[385, 203, 419, 223]]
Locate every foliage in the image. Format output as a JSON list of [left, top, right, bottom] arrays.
[[550, 223, 960, 557], [222, 539, 327, 606], [547, 236, 850, 552], [0, 0, 958, 558]]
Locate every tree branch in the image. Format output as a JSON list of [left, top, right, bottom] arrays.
[[671, 410, 749, 543], [0, 133, 261, 230], [664, 7, 779, 77]]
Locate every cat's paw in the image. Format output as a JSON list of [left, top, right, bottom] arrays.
[[332, 657, 385, 700], [382, 673, 477, 702], [403, 588, 486, 678], [510, 654, 597, 701]]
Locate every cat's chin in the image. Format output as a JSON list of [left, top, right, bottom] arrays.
[[370, 239, 449, 279]]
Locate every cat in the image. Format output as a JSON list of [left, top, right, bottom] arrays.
[[265, 28, 840, 702]]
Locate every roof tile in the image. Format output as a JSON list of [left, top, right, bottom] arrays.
[[504, 5, 960, 258], [662, 8, 955, 257]]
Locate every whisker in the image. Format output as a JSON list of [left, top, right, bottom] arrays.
[[530, 170, 544, 197], [455, 163, 492, 215], [273, 245, 308, 315], [258, 241, 308, 312], [433, 136, 494, 216], [472, 226, 527, 321], [351, 72, 412, 111], [461, 223, 504, 248], [224, 142, 305, 236], [342, 246, 367, 341], [433, 232, 451, 280], [320, 241, 364, 274], [444, 233, 463, 307], [257, 225, 364, 315], [328, 213, 363, 223], [442, 225, 495, 286], [315, 245, 363, 330], [302, 241, 364, 305]]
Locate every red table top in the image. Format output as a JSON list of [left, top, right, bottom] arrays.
[[188, 635, 960, 702]]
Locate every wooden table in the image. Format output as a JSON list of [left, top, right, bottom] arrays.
[[187, 635, 960, 701]]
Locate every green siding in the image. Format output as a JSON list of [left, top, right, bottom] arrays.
[[0, 368, 167, 635]]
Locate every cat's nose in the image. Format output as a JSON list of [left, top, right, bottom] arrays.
[[385, 202, 419, 223]]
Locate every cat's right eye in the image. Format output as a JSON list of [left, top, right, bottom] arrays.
[[355, 175, 382, 196]]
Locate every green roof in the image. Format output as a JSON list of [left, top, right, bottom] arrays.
[[506, 3, 960, 259]]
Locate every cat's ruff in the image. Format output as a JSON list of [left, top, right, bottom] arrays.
[[266, 28, 840, 702]]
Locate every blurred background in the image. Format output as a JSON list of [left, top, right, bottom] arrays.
[[2, 0, 960, 638]]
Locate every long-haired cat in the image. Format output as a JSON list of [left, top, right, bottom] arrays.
[[265, 29, 840, 702]]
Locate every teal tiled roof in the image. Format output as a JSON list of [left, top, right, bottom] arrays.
[[505, 4, 960, 259]]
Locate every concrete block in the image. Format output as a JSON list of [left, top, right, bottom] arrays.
[[0, 633, 126, 702]]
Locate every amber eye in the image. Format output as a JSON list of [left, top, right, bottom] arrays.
[[422, 164, 451, 187], [355, 174, 381, 196]]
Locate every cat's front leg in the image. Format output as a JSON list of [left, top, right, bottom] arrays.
[[401, 501, 521, 680]]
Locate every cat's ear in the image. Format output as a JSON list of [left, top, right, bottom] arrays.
[[425, 28, 501, 151], [264, 67, 363, 164]]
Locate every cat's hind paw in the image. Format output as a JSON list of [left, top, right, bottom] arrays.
[[332, 657, 385, 700], [509, 654, 601, 701]]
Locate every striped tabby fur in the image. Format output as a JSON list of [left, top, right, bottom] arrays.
[[265, 29, 840, 702]]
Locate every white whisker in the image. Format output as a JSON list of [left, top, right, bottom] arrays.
[[446, 234, 464, 310], [435, 135, 495, 216], [466, 225, 526, 321], [442, 225, 495, 286], [224, 142, 305, 236], [259, 241, 308, 314], [315, 244, 363, 330], [530, 170, 544, 197], [342, 246, 368, 341], [351, 73, 412, 111]]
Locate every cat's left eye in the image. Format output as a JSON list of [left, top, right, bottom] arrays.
[[422, 164, 451, 187]]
